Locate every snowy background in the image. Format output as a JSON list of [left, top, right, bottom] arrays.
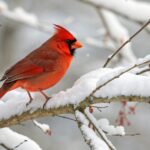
[[0, 0, 150, 150]]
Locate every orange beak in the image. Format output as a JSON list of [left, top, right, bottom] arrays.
[[71, 41, 83, 49]]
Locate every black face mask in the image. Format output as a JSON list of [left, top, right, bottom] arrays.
[[65, 38, 77, 56]]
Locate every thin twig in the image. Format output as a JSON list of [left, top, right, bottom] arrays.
[[56, 115, 76, 122], [91, 105, 108, 112], [103, 19, 150, 67], [136, 68, 150, 75], [91, 105, 109, 109], [112, 133, 140, 137], [103, 130, 140, 136], [13, 140, 27, 149], [90, 59, 150, 97], [0, 140, 27, 150]]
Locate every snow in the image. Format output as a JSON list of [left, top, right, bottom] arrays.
[[0, 1, 52, 32], [0, 55, 150, 121], [84, 109, 116, 150], [33, 120, 51, 135], [0, 128, 42, 150], [0, 0, 39, 26], [75, 110, 89, 126], [86, 0, 150, 22], [81, 125, 109, 150], [75, 110, 110, 150], [98, 118, 125, 136]]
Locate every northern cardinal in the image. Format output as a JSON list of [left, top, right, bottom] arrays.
[[0, 25, 82, 108]]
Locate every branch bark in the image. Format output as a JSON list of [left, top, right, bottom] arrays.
[[0, 96, 149, 128]]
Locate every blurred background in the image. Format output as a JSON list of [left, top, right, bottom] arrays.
[[0, 0, 150, 149]]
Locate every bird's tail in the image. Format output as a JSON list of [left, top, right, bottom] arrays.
[[0, 81, 16, 99], [0, 87, 7, 99]]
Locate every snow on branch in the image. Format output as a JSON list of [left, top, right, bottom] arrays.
[[82, 0, 150, 23], [81, 125, 110, 150], [91, 55, 150, 97], [0, 1, 50, 32], [75, 110, 110, 150], [84, 109, 116, 150], [1, 54, 150, 127], [0, 128, 42, 150], [33, 120, 51, 135], [98, 119, 125, 136]]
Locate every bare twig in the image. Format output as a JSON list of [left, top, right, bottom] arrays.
[[90, 59, 150, 97], [136, 68, 150, 75], [103, 19, 150, 67], [56, 115, 76, 122], [112, 133, 140, 137], [103, 130, 140, 136], [91, 105, 108, 109]]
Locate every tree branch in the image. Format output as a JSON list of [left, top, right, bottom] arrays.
[[84, 109, 117, 150], [0, 96, 150, 128], [90, 59, 150, 97]]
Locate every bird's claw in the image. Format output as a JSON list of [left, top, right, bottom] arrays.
[[42, 97, 51, 109], [26, 98, 33, 107]]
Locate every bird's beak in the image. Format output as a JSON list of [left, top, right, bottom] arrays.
[[71, 41, 83, 49]]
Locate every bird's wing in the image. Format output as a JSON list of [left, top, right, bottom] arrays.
[[1, 48, 60, 83]]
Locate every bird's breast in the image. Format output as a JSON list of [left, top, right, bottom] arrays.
[[20, 54, 73, 91]]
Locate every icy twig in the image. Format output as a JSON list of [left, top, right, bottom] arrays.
[[56, 115, 76, 122], [84, 109, 117, 150], [33, 120, 51, 135], [75, 110, 110, 150]]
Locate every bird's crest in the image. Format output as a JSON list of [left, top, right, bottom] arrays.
[[54, 24, 75, 40]]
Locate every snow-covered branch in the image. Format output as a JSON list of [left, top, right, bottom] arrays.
[[75, 110, 110, 150], [84, 109, 116, 150], [0, 95, 149, 128], [0, 128, 42, 150], [0, 1, 52, 32], [80, 0, 150, 25], [0, 1, 73, 33]]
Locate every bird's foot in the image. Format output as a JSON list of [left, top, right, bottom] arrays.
[[43, 96, 51, 109], [26, 98, 33, 107]]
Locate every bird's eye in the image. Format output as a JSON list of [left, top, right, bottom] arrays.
[[66, 39, 77, 46], [66, 39, 71, 46]]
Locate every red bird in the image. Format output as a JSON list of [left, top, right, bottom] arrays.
[[0, 25, 82, 108]]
